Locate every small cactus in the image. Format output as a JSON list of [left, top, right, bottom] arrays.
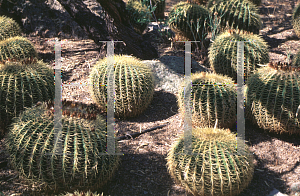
[[130, 0, 166, 19], [208, 30, 269, 82], [0, 16, 22, 41], [126, 0, 152, 34], [89, 55, 154, 119], [166, 127, 254, 196], [0, 36, 38, 64], [5, 101, 120, 192], [207, 0, 261, 34], [0, 61, 54, 134], [245, 62, 300, 135], [168, 2, 210, 41], [58, 190, 105, 196], [293, 3, 300, 38], [177, 72, 237, 129]]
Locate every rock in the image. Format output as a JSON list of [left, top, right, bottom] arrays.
[[291, 182, 300, 195], [267, 188, 288, 196]]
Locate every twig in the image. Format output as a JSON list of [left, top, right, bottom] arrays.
[[116, 123, 169, 141]]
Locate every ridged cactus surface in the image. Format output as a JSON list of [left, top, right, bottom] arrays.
[[5, 101, 120, 192], [208, 0, 261, 34], [0, 16, 22, 41], [89, 55, 154, 119], [245, 63, 300, 135], [293, 3, 300, 37], [0, 61, 54, 131], [126, 0, 152, 34], [0, 36, 38, 64], [166, 127, 254, 196], [292, 49, 300, 66], [177, 72, 237, 129], [168, 2, 210, 40], [207, 0, 261, 7], [208, 31, 269, 82]]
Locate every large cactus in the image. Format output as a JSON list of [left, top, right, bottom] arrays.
[[208, 31, 269, 82], [0, 16, 22, 41], [0, 61, 54, 134], [245, 62, 300, 135], [177, 72, 237, 129], [5, 101, 120, 192], [0, 36, 38, 64], [126, 0, 152, 34], [166, 127, 254, 196], [207, 0, 261, 34], [293, 3, 300, 37], [89, 55, 154, 119], [168, 2, 210, 41]]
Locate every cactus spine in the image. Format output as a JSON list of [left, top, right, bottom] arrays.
[[208, 31, 269, 82], [0, 16, 22, 41], [168, 2, 210, 40], [245, 62, 300, 135], [177, 72, 237, 129], [59, 190, 104, 196], [166, 127, 254, 196], [89, 55, 154, 119], [5, 101, 120, 192]]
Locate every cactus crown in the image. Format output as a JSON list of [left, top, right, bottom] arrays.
[[0, 16, 22, 41], [166, 127, 254, 196]]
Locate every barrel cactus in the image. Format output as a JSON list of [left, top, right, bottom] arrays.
[[177, 72, 237, 129], [245, 62, 300, 135], [208, 31, 269, 82], [0, 16, 22, 41], [126, 0, 152, 34], [5, 100, 120, 192], [0, 36, 38, 64], [207, 0, 262, 9], [0, 61, 54, 135], [292, 49, 300, 66], [293, 3, 300, 37], [168, 2, 210, 41], [207, 0, 261, 34], [166, 127, 254, 196], [59, 190, 104, 196], [89, 55, 155, 119]]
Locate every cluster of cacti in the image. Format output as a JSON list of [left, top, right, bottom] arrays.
[[245, 62, 300, 135], [177, 72, 237, 129], [207, 0, 261, 34], [5, 100, 120, 192], [0, 61, 54, 134], [0, 16, 22, 41], [0, 36, 38, 64], [208, 30, 269, 82], [293, 3, 300, 37], [89, 55, 154, 119], [58, 190, 104, 196], [126, 0, 152, 34], [168, 2, 210, 41], [166, 127, 254, 196]]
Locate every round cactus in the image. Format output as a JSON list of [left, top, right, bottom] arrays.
[[293, 3, 300, 37], [0, 16, 22, 41], [208, 31, 269, 82], [0, 61, 54, 134], [177, 72, 237, 129], [59, 190, 104, 196], [5, 100, 120, 192], [0, 36, 38, 64], [166, 127, 254, 196], [89, 55, 154, 119], [168, 2, 210, 41], [245, 62, 300, 135], [207, 0, 261, 34], [126, 0, 152, 34], [292, 49, 300, 66]]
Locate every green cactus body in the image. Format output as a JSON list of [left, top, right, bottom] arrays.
[[168, 2, 210, 41], [0, 16, 22, 41], [0, 36, 38, 64], [245, 64, 300, 135], [208, 31, 269, 82], [89, 55, 154, 119], [0, 61, 54, 131], [166, 127, 254, 196], [178, 72, 237, 129], [292, 49, 300, 66], [5, 101, 120, 192], [293, 3, 300, 37], [207, 0, 261, 34], [126, 0, 152, 34], [207, 0, 261, 7]]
